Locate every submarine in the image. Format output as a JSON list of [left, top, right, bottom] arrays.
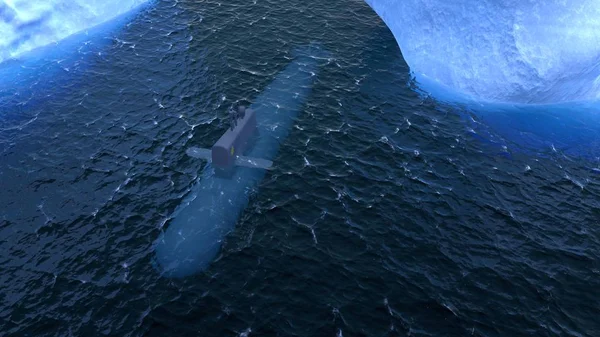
[[154, 44, 326, 277]]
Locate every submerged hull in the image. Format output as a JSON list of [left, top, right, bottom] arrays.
[[154, 44, 325, 277]]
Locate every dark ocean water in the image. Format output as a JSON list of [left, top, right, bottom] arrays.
[[1, 0, 599, 336]]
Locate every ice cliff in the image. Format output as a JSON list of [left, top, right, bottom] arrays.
[[0, 0, 148, 63], [365, 0, 600, 104]]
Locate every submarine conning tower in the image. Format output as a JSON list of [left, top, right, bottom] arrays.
[[211, 106, 257, 170]]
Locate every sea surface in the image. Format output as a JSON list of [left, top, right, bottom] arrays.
[[1, 0, 599, 336]]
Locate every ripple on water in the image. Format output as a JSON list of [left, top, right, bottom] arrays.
[[1, 0, 600, 336]]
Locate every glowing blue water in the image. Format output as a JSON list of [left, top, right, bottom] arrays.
[[366, 0, 600, 160], [365, 0, 600, 104], [0, 0, 148, 63], [2, 1, 599, 335]]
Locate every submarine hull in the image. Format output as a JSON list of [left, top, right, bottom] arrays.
[[154, 45, 325, 277]]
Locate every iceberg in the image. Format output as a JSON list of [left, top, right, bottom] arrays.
[[365, 0, 600, 104], [0, 0, 149, 63]]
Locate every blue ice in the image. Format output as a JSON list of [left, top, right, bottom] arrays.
[[0, 0, 148, 63], [366, 0, 600, 160], [365, 0, 600, 104]]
